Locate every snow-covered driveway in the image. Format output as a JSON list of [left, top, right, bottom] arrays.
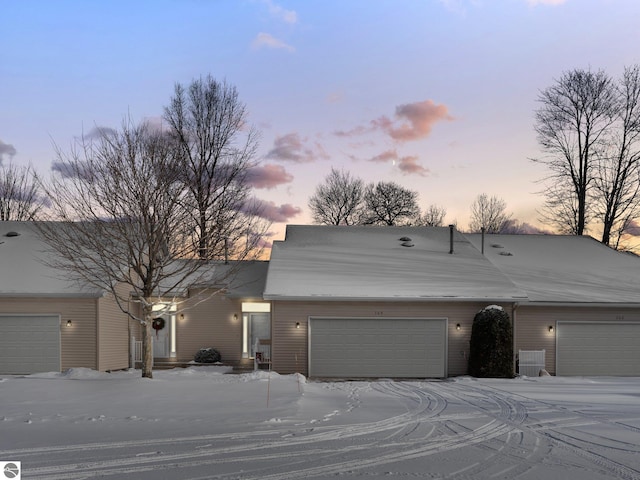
[[1, 368, 640, 479]]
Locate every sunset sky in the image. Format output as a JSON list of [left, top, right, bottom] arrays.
[[3, 0, 640, 244]]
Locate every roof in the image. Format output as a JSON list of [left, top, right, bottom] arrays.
[[263, 225, 527, 302], [467, 233, 640, 304], [0, 221, 268, 300], [0, 221, 104, 298]]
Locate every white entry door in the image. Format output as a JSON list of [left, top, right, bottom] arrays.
[[152, 315, 171, 358]]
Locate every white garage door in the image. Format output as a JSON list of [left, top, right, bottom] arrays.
[[557, 322, 640, 376], [309, 318, 447, 378], [0, 315, 61, 374]]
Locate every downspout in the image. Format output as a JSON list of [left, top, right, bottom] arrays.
[[512, 302, 518, 375], [449, 224, 455, 254]]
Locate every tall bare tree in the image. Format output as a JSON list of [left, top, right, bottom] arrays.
[[418, 204, 447, 227], [363, 181, 420, 226], [0, 162, 43, 221], [468, 193, 511, 233], [164, 75, 266, 260], [593, 66, 640, 247], [534, 68, 617, 235], [308, 168, 365, 225], [37, 120, 233, 378]]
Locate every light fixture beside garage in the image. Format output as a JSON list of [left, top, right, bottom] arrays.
[[66, 320, 72, 327], [295, 322, 300, 329], [548, 325, 554, 333], [456, 323, 461, 331]]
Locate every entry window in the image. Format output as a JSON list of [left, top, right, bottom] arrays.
[[241, 303, 271, 358]]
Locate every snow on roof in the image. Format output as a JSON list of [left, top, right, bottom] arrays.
[[264, 225, 527, 302], [0, 221, 104, 298], [467, 234, 640, 304]]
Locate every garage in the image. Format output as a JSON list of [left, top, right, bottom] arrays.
[[0, 315, 61, 374], [556, 322, 640, 376], [309, 318, 447, 378]]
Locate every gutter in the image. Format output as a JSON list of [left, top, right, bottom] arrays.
[[262, 294, 529, 303]]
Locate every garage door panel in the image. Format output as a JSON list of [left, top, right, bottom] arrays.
[[0, 316, 61, 374], [557, 322, 640, 376], [309, 318, 446, 378]]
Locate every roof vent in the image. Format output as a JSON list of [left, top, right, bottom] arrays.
[[491, 243, 504, 249], [5, 231, 20, 237], [399, 236, 412, 242], [401, 241, 414, 247], [499, 251, 513, 256]]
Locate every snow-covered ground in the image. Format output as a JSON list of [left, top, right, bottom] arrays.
[[2, 367, 640, 479]]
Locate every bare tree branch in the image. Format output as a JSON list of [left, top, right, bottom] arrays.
[[308, 168, 365, 225], [0, 162, 44, 221]]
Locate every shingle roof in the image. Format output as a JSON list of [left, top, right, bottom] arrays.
[[264, 225, 527, 302], [467, 233, 640, 304]]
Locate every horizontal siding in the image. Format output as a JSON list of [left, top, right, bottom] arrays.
[[272, 301, 512, 377], [97, 291, 130, 372], [0, 297, 97, 371], [176, 290, 243, 366], [515, 306, 640, 376]]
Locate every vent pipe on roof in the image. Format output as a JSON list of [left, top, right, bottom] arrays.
[[481, 227, 485, 254], [224, 237, 229, 265], [449, 224, 455, 254]]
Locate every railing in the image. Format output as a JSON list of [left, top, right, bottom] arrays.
[[130, 338, 143, 367], [254, 338, 272, 370], [518, 349, 545, 377]]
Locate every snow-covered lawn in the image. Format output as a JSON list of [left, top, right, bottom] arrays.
[[2, 368, 640, 479]]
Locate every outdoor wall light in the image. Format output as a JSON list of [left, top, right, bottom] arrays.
[[456, 323, 461, 331], [66, 320, 72, 327], [548, 325, 554, 333], [233, 314, 238, 321], [295, 322, 300, 329], [180, 314, 185, 320]]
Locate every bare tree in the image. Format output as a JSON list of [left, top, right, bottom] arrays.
[[37, 120, 233, 378], [0, 162, 43, 221], [308, 168, 365, 225], [468, 193, 511, 233], [593, 66, 640, 247], [534, 68, 617, 235], [164, 75, 267, 260], [418, 204, 447, 227], [363, 181, 420, 226]]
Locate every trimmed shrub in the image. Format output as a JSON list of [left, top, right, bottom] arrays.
[[194, 347, 221, 364], [468, 305, 514, 378]]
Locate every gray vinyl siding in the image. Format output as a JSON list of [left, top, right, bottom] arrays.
[[0, 297, 98, 371], [97, 292, 129, 371], [515, 305, 640, 376], [272, 301, 512, 377]]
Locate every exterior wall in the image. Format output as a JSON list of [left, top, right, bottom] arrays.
[[0, 297, 98, 371], [272, 300, 513, 377], [175, 290, 244, 366], [515, 305, 640, 375], [97, 292, 130, 371]]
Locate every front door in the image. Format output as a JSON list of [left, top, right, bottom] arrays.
[[152, 314, 171, 358], [249, 313, 271, 357]]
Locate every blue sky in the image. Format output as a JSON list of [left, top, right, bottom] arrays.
[[2, 0, 639, 242]]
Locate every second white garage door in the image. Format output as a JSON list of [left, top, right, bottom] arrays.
[[557, 322, 640, 376], [0, 315, 61, 374], [309, 318, 447, 378]]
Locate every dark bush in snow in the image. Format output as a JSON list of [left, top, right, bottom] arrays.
[[468, 305, 514, 378], [194, 347, 221, 364]]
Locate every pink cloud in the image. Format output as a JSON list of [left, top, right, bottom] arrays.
[[623, 220, 640, 237], [251, 198, 302, 222], [246, 164, 293, 189], [377, 100, 454, 142], [251, 33, 295, 52], [369, 149, 398, 163], [334, 99, 453, 143], [266, 133, 327, 163], [397, 155, 430, 177]]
